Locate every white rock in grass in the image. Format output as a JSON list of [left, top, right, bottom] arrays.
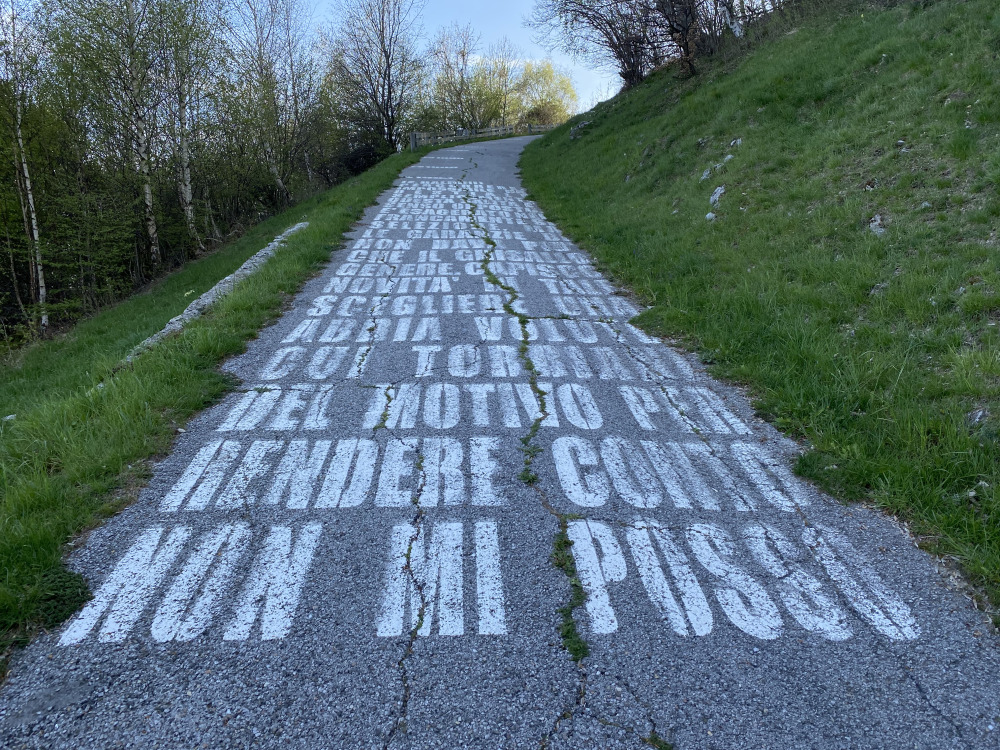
[[701, 168, 711, 181], [710, 186, 725, 206], [706, 212, 717, 221], [869, 214, 887, 236], [126, 221, 309, 362]]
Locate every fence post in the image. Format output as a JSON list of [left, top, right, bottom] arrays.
[[410, 132, 417, 152]]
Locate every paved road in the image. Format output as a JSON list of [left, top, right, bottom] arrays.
[[3, 137, 1000, 749]]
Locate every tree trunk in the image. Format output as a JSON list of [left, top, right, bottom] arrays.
[[204, 188, 222, 241], [13, 96, 47, 330], [264, 139, 292, 204], [176, 76, 203, 254], [128, 7, 160, 269], [135, 112, 161, 266], [6, 215, 28, 324], [304, 149, 314, 184]]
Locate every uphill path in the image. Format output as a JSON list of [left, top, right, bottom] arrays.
[[3, 137, 1000, 749]]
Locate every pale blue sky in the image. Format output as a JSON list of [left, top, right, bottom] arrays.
[[420, 0, 619, 109]]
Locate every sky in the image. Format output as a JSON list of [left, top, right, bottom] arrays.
[[419, 0, 620, 109], [318, 0, 621, 111]]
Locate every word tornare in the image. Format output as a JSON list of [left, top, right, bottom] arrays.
[[59, 173, 919, 647]]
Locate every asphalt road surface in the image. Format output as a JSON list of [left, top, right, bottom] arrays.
[[3, 137, 1000, 749]]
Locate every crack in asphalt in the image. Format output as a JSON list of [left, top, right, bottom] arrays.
[[902, 666, 971, 749], [463, 192, 546, 484], [383, 438, 429, 750], [355, 261, 399, 379], [461, 184, 600, 749]]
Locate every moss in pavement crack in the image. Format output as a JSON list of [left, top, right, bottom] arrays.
[[384, 444, 428, 749], [642, 731, 675, 750], [466, 193, 547, 484], [551, 513, 589, 661], [372, 383, 395, 433], [465, 191, 589, 661]]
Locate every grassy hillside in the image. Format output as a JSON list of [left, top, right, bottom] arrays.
[[521, 0, 1000, 605], [0, 150, 427, 673]]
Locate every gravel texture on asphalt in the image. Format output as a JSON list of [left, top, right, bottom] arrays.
[[3, 137, 1000, 749]]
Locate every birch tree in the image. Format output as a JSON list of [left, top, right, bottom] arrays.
[[1, 0, 47, 328], [52, 0, 166, 266], [430, 23, 478, 130], [162, 0, 218, 254], [483, 38, 521, 127], [227, 0, 292, 203]]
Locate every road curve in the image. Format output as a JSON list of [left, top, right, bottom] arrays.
[[2, 137, 1000, 749]]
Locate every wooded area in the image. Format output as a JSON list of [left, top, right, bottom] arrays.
[[530, 0, 784, 84], [1, 0, 577, 340]]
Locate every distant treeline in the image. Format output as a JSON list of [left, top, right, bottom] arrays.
[[1, 0, 577, 340]]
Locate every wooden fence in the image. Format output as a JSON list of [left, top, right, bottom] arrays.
[[409, 123, 558, 151]]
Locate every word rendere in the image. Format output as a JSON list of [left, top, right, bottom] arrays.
[[162, 437, 506, 513]]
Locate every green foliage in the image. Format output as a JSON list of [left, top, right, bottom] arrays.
[[0, 150, 422, 675], [643, 732, 675, 750], [518, 60, 579, 127], [1, 0, 377, 340], [420, 25, 578, 131], [522, 0, 1000, 602], [551, 516, 589, 661]]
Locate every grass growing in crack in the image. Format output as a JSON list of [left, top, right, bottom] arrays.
[[372, 384, 395, 433], [519, 419, 544, 485], [551, 515, 589, 661], [468, 194, 549, 483], [521, 0, 1000, 608], [467, 189, 589, 658], [0, 148, 432, 677], [643, 732, 675, 750]]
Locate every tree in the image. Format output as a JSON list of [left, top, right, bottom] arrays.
[[427, 28, 530, 131], [226, 0, 295, 204], [429, 23, 479, 130], [2, 0, 351, 338], [161, 0, 219, 253], [529, 0, 666, 89], [50, 0, 167, 267], [1, 0, 47, 328], [652, 0, 700, 76], [517, 60, 577, 126], [325, 0, 424, 152], [483, 38, 521, 127]]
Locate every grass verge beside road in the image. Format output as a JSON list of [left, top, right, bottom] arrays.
[[521, 0, 1000, 607], [0, 149, 426, 674]]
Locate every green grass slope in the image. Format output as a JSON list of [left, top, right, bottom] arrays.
[[521, 0, 1000, 604], [0, 150, 426, 672]]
